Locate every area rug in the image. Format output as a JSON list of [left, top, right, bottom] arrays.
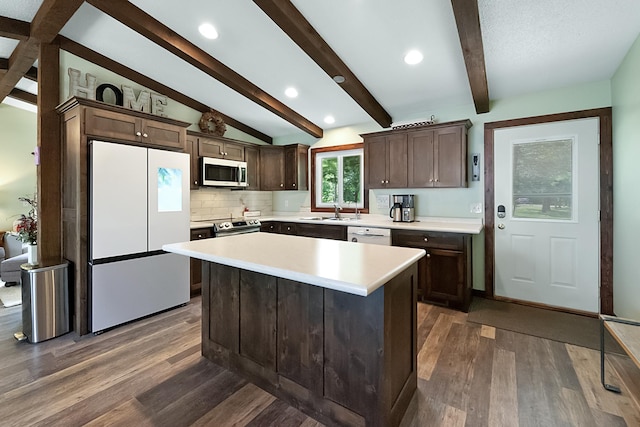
[[0, 281, 22, 307], [468, 297, 623, 353]]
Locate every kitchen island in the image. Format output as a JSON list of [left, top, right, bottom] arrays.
[[164, 233, 425, 427]]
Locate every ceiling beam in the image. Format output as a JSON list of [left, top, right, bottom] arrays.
[[57, 36, 272, 144], [254, 0, 392, 129], [86, 0, 323, 138], [9, 88, 37, 105], [0, 0, 84, 103], [450, 0, 490, 114], [0, 15, 30, 40]]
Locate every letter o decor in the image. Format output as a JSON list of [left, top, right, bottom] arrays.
[[96, 84, 124, 106]]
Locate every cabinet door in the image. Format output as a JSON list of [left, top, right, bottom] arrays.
[[260, 146, 285, 190], [244, 146, 260, 190], [223, 142, 245, 161], [142, 119, 185, 150], [190, 227, 213, 295], [198, 138, 225, 158], [407, 129, 435, 187], [425, 248, 465, 303], [434, 125, 466, 187], [387, 133, 408, 188], [186, 135, 199, 189], [85, 107, 140, 143], [295, 223, 346, 240], [365, 135, 388, 188], [284, 145, 308, 190]]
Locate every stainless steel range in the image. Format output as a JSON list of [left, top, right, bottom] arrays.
[[213, 219, 261, 237]]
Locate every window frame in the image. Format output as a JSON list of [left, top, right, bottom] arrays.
[[310, 143, 368, 214]]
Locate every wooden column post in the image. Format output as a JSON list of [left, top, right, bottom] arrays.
[[37, 41, 62, 264]]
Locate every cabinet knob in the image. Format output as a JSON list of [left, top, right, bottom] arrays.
[[280, 184, 284, 187], [386, 180, 389, 184], [423, 237, 428, 242], [143, 133, 148, 138], [381, 180, 385, 184], [197, 234, 203, 238], [136, 131, 142, 136], [292, 183, 296, 187], [195, 180, 198, 185], [429, 178, 434, 182], [426, 253, 431, 258], [224, 152, 228, 156]]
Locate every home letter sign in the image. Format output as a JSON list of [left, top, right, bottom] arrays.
[[68, 68, 97, 100]]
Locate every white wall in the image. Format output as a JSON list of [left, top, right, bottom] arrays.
[[611, 33, 640, 319]]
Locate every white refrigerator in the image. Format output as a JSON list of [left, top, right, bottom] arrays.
[[89, 140, 190, 332]]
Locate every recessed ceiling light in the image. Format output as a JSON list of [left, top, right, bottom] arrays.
[[285, 87, 298, 98], [324, 115, 335, 124], [198, 23, 218, 40], [404, 50, 423, 65], [333, 75, 345, 84]]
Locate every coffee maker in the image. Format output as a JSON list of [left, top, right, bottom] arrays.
[[390, 194, 415, 222]]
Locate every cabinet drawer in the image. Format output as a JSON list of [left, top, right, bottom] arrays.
[[391, 229, 464, 250], [190, 227, 213, 240], [260, 221, 281, 233]]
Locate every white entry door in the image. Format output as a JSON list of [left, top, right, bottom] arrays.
[[494, 117, 600, 313]]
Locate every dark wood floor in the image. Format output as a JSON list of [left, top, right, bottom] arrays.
[[1, 297, 639, 426]]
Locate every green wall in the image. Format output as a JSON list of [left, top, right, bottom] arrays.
[[59, 51, 265, 145], [272, 80, 612, 292], [0, 104, 37, 231], [612, 33, 640, 319]]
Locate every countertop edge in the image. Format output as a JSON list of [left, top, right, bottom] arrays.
[[163, 240, 425, 297]]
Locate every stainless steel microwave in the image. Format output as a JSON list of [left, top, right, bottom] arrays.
[[200, 157, 248, 187]]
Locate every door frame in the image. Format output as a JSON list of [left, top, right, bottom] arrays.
[[484, 108, 613, 315]]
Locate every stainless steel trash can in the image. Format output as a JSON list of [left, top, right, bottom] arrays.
[[20, 260, 70, 343]]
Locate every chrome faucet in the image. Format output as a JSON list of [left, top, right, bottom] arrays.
[[354, 204, 361, 220], [333, 204, 342, 219]]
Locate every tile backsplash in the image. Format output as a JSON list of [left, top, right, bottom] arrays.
[[190, 188, 273, 221]]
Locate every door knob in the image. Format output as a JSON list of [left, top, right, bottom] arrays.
[[498, 223, 505, 230]]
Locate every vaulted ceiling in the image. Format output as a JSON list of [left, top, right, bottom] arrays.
[[1, 0, 639, 143]]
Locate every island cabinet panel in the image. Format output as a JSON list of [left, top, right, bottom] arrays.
[[201, 261, 418, 427], [277, 279, 324, 393], [205, 263, 240, 353], [239, 271, 277, 370]]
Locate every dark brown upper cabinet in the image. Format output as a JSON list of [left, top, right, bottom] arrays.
[[363, 119, 472, 190]]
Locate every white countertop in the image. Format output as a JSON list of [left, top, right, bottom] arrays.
[[163, 233, 425, 296], [260, 214, 483, 234]]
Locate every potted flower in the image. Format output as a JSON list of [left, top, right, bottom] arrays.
[[15, 195, 38, 265]]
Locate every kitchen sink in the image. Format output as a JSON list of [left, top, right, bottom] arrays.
[[298, 216, 356, 221]]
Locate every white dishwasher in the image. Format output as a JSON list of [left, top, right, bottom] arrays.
[[347, 226, 391, 245]]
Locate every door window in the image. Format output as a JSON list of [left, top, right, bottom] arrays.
[[512, 139, 573, 220]]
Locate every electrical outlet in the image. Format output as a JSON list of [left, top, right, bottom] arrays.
[[470, 203, 483, 214], [376, 195, 390, 210]]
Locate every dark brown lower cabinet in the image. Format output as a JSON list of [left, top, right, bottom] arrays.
[[202, 262, 418, 427], [392, 229, 472, 312], [260, 221, 347, 241], [189, 227, 213, 296]]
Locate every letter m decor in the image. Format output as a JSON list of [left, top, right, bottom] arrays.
[[122, 85, 151, 112]]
